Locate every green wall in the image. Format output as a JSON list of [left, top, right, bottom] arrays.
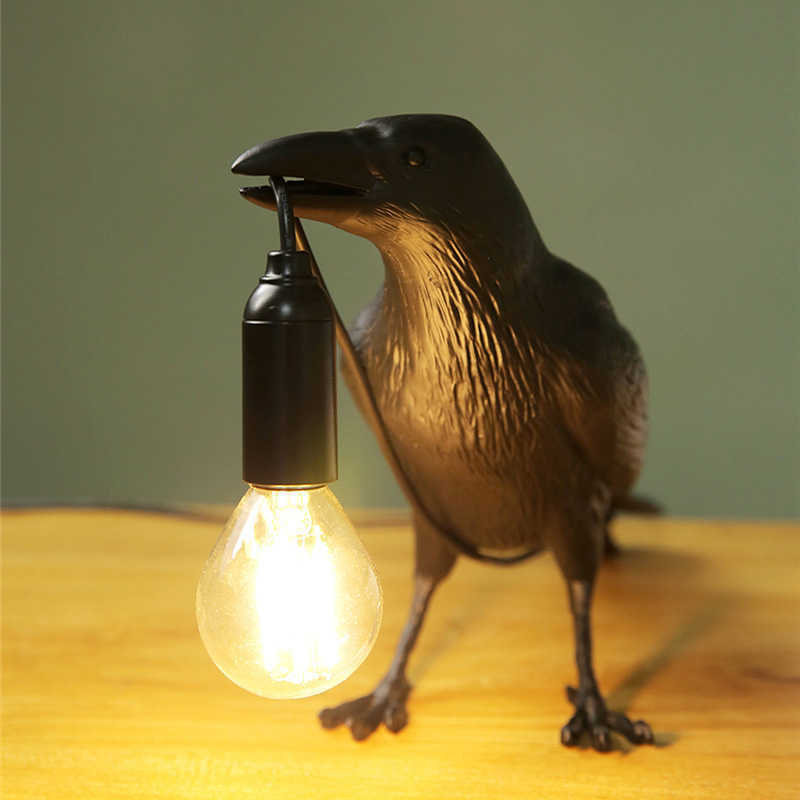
[[3, 0, 798, 517]]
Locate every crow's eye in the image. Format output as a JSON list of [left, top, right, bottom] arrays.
[[405, 147, 426, 167]]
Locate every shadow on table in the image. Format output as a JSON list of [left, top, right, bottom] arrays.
[[410, 542, 728, 753], [602, 546, 728, 751]]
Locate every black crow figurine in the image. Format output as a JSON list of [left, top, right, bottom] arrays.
[[232, 115, 655, 751]]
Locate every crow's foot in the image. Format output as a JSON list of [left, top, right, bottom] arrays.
[[318, 675, 411, 741], [561, 686, 653, 752]]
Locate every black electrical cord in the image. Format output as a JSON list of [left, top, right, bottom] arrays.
[[288, 217, 539, 567], [269, 176, 295, 253]]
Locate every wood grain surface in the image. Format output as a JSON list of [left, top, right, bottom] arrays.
[[3, 509, 799, 798]]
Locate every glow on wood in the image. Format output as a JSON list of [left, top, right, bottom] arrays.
[[3, 509, 799, 799]]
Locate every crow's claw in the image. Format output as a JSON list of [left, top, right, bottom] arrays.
[[319, 676, 412, 741], [561, 685, 653, 751]]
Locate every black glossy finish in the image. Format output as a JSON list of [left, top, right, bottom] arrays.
[[242, 245, 336, 487], [233, 115, 657, 750]]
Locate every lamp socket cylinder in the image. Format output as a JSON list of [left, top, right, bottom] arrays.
[[242, 250, 337, 488]]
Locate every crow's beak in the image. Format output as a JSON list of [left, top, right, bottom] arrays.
[[232, 129, 376, 225]]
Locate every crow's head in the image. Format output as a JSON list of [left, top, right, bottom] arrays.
[[232, 114, 533, 253]]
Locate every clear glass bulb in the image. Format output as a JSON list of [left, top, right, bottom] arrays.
[[196, 485, 383, 699]]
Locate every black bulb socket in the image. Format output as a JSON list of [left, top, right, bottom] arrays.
[[242, 249, 337, 488]]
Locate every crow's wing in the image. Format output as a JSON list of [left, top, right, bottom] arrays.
[[536, 257, 649, 497]]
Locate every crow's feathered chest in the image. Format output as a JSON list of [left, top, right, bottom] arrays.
[[347, 245, 647, 500], [370, 304, 540, 462], [349, 243, 553, 475]]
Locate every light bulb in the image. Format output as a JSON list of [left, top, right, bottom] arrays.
[[196, 485, 382, 699]]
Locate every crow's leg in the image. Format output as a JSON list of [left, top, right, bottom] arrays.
[[560, 579, 653, 751], [318, 515, 457, 740], [318, 574, 436, 739]]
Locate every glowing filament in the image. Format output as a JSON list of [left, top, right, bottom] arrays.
[[244, 492, 341, 684]]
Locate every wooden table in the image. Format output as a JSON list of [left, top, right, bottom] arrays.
[[3, 509, 799, 798]]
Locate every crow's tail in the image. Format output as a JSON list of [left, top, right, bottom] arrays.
[[610, 494, 663, 516]]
